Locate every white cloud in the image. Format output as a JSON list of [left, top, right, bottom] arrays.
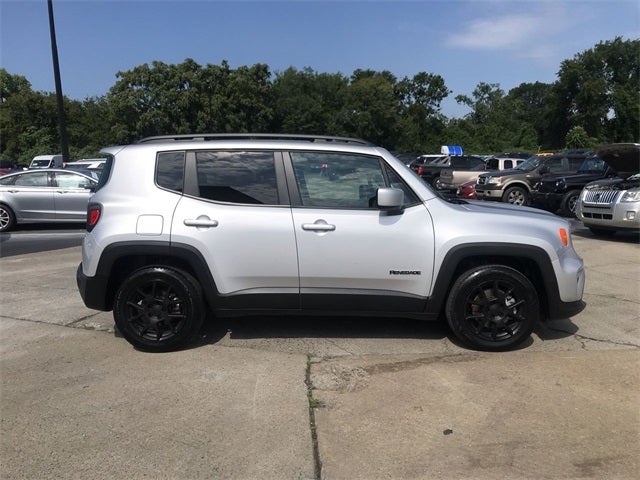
[[447, 12, 543, 50]]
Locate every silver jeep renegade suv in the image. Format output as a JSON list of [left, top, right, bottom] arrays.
[[77, 134, 586, 352]]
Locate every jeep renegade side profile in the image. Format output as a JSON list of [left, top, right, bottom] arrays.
[[77, 134, 586, 352]]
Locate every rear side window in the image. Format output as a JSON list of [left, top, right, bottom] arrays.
[[195, 151, 278, 205], [156, 151, 185, 193]]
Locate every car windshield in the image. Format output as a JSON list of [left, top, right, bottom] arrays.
[[514, 156, 544, 172]]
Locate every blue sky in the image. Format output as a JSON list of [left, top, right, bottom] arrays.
[[1, 0, 638, 118]]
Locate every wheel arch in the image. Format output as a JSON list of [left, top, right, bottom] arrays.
[[93, 241, 218, 311], [426, 243, 557, 319]]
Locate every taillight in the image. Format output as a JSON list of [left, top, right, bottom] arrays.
[[418, 166, 423, 175], [87, 203, 102, 232]]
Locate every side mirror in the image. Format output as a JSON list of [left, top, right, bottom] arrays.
[[377, 188, 404, 212], [539, 165, 549, 174]]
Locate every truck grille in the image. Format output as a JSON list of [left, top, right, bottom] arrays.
[[583, 190, 619, 205]]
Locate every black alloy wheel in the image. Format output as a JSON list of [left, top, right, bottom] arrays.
[[445, 265, 539, 351], [113, 267, 205, 352]]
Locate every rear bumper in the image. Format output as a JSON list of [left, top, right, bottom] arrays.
[[76, 263, 111, 311]]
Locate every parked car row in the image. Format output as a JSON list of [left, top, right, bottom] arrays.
[[404, 144, 639, 235], [0, 168, 99, 232]]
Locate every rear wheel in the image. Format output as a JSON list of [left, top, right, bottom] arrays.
[[113, 267, 205, 352], [445, 265, 539, 351], [0, 203, 16, 233], [502, 186, 528, 205]]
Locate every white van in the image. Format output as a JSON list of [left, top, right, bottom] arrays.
[[29, 154, 63, 169]]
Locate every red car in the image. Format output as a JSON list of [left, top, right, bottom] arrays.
[[456, 179, 477, 199]]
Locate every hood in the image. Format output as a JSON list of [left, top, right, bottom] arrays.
[[584, 175, 640, 191], [478, 168, 520, 178], [456, 199, 556, 218], [595, 143, 640, 176]]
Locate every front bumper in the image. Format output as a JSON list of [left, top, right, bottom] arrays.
[[475, 185, 503, 201]]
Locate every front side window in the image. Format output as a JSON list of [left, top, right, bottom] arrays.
[[290, 152, 388, 209], [195, 151, 278, 205]]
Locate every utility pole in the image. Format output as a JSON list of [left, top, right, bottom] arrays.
[[47, 0, 70, 162]]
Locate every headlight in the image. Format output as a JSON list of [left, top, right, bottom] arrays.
[[620, 189, 640, 202], [487, 177, 502, 185]]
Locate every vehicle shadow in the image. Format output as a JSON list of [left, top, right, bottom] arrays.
[[194, 315, 450, 348], [535, 318, 579, 340], [572, 228, 640, 244]]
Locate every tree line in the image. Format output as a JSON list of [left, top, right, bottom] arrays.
[[1, 37, 638, 165]]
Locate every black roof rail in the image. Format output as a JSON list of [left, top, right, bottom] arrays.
[[135, 133, 373, 146]]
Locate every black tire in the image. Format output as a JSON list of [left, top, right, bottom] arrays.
[[113, 267, 205, 352], [431, 176, 440, 188], [0, 203, 16, 233], [445, 265, 539, 351], [502, 186, 528, 205], [560, 190, 580, 217], [588, 227, 616, 237]]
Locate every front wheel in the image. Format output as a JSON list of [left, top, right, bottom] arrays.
[[560, 190, 580, 217], [113, 267, 205, 352], [502, 186, 528, 205], [445, 265, 539, 351], [0, 203, 16, 232]]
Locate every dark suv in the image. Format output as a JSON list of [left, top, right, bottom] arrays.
[[476, 151, 591, 205], [529, 155, 617, 217]]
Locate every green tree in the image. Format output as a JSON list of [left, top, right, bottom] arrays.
[[270, 67, 348, 134], [550, 37, 640, 145], [565, 126, 594, 149], [395, 72, 450, 151]]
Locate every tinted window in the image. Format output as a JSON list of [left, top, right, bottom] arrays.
[[291, 152, 386, 209], [156, 151, 185, 193], [548, 158, 566, 173], [94, 155, 114, 192], [503, 160, 513, 169], [195, 151, 278, 205]]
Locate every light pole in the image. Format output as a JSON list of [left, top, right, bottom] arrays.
[[47, 0, 70, 162]]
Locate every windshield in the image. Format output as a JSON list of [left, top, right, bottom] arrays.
[[31, 160, 51, 167], [514, 156, 544, 172]]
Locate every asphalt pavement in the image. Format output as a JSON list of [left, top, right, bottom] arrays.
[[0, 227, 638, 479]]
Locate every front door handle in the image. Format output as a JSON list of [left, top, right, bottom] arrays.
[[184, 217, 219, 228], [302, 221, 336, 232]]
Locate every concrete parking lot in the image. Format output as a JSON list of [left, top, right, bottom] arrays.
[[1, 225, 638, 479]]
